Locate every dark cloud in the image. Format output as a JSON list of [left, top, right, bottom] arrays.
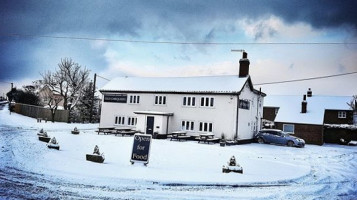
[[1, 0, 356, 82], [1, 0, 356, 38], [269, 0, 357, 31]]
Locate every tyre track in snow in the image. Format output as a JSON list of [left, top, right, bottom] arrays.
[[1, 124, 357, 199]]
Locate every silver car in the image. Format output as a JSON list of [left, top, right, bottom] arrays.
[[255, 129, 305, 148]]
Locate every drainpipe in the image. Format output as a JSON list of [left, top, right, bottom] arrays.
[[353, 100, 357, 125], [235, 94, 240, 140], [255, 88, 261, 134]]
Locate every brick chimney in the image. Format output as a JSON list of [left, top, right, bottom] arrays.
[[301, 95, 307, 113], [239, 52, 250, 77], [307, 88, 312, 97]]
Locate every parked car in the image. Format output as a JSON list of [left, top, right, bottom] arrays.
[[255, 129, 305, 148]]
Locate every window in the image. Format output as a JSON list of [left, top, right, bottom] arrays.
[[115, 116, 125, 125], [155, 95, 166, 105], [183, 96, 196, 107], [239, 99, 250, 110], [129, 95, 140, 104], [181, 121, 194, 131], [338, 111, 346, 118], [200, 97, 214, 107], [128, 117, 137, 126], [199, 122, 213, 132], [283, 124, 295, 134]]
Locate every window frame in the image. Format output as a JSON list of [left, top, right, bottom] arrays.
[[114, 115, 125, 126], [198, 121, 213, 133], [338, 111, 346, 119], [283, 124, 295, 134], [199, 96, 215, 108], [239, 99, 250, 110], [154, 95, 167, 105], [129, 95, 140, 104], [127, 117, 137, 126], [181, 120, 195, 131], [183, 96, 196, 107]]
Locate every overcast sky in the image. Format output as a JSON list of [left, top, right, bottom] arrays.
[[1, 0, 356, 97]]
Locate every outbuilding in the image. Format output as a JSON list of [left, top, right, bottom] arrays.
[[263, 90, 353, 145]]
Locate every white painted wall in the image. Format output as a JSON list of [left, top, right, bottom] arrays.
[[237, 83, 264, 140], [99, 84, 264, 140]]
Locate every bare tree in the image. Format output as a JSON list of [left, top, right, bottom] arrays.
[[42, 58, 90, 112], [347, 95, 357, 125], [41, 87, 63, 122], [347, 95, 357, 110]]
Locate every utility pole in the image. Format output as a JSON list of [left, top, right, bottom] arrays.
[[9, 82, 13, 101], [90, 73, 96, 123]]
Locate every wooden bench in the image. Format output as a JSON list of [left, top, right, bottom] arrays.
[[198, 134, 220, 144], [115, 130, 137, 137], [171, 135, 191, 141], [96, 127, 115, 135], [170, 131, 190, 141], [206, 137, 220, 144]]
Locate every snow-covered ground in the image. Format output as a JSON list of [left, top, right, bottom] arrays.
[[1, 103, 357, 199]]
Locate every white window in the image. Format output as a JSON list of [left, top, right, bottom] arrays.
[[199, 122, 213, 133], [128, 117, 137, 126], [283, 124, 295, 134], [183, 96, 196, 107], [155, 95, 166, 105], [129, 95, 140, 104], [200, 97, 214, 107], [181, 120, 195, 131], [338, 111, 346, 118], [115, 116, 125, 125]]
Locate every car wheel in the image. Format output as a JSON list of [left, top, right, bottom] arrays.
[[257, 137, 264, 144], [287, 141, 294, 147]]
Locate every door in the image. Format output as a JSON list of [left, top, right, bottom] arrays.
[[146, 116, 155, 135]]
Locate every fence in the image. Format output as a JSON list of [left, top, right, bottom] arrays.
[[14, 103, 69, 123]]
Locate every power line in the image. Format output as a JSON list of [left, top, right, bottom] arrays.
[[0, 81, 12, 84], [254, 71, 357, 86], [96, 74, 110, 81], [3, 33, 357, 45]]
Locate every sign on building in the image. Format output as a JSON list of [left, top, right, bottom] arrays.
[[103, 94, 127, 103], [130, 134, 152, 165]]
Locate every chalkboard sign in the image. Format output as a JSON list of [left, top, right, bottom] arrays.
[[104, 94, 127, 103], [130, 134, 152, 165]]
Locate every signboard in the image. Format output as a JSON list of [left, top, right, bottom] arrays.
[[103, 94, 127, 103], [130, 134, 152, 165]]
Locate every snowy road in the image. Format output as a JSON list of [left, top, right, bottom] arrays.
[[1, 106, 357, 199]]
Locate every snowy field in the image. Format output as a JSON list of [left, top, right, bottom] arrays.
[[1, 104, 357, 199]]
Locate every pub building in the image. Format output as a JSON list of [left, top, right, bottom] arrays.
[[99, 52, 266, 142]]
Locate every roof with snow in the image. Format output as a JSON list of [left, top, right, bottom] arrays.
[[100, 75, 264, 94], [264, 95, 352, 125]]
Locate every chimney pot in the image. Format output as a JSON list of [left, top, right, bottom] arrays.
[[307, 88, 312, 97]]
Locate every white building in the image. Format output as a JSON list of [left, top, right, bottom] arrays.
[[99, 52, 266, 142]]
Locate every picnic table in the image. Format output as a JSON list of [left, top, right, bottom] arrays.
[[198, 133, 220, 144], [113, 127, 137, 136], [96, 126, 115, 135], [170, 131, 191, 141]]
